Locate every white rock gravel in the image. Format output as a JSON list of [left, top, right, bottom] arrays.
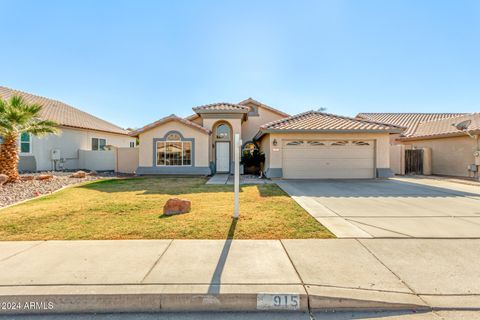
[[0, 171, 115, 208]]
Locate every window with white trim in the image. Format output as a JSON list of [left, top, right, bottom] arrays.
[[156, 135, 192, 166], [92, 138, 106, 151], [20, 133, 31, 153], [130, 142, 135, 148]]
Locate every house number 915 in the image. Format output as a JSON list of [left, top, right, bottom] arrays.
[[256, 293, 300, 310]]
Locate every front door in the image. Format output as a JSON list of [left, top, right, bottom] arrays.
[[216, 142, 230, 173]]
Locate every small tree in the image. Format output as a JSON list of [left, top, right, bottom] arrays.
[[0, 95, 58, 182]]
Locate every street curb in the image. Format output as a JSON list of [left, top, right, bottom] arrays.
[[0, 284, 434, 315]]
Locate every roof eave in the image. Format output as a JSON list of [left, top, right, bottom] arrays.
[[258, 128, 404, 135], [398, 130, 480, 141], [60, 124, 130, 136]]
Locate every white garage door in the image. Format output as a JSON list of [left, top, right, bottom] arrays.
[[283, 140, 375, 179]]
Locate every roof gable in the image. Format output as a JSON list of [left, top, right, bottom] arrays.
[[0, 86, 129, 135], [129, 114, 210, 136], [238, 98, 290, 117]]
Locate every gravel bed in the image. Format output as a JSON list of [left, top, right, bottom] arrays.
[[0, 171, 116, 208]]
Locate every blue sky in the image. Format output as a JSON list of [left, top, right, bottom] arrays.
[[1, 0, 479, 129]]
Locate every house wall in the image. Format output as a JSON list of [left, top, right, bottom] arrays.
[[390, 144, 406, 175], [401, 136, 479, 177], [18, 126, 134, 171], [136, 120, 210, 174], [116, 147, 139, 174], [241, 107, 287, 143], [78, 150, 116, 171], [262, 132, 391, 178]]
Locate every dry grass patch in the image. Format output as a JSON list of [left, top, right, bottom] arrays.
[[0, 177, 334, 240]]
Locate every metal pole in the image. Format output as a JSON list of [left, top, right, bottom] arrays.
[[234, 133, 241, 218]]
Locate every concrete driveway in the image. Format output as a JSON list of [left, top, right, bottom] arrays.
[[277, 177, 480, 238]]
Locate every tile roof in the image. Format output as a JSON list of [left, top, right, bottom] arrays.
[[238, 98, 290, 117], [192, 102, 249, 113], [356, 113, 467, 137], [129, 114, 210, 136], [400, 113, 480, 140], [257, 111, 405, 137], [0, 86, 129, 135]]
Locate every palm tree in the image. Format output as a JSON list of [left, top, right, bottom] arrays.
[[0, 95, 58, 182]]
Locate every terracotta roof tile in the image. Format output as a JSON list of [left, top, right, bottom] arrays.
[[0, 86, 129, 135], [193, 102, 249, 113], [356, 113, 467, 137], [260, 111, 405, 133], [129, 114, 210, 136], [400, 113, 480, 140]]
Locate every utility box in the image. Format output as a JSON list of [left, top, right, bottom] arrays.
[[474, 150, 480, 165], [51, 149, 61, 161]]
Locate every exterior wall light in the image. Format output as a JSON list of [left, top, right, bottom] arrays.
[[273, 139, 278, 146]]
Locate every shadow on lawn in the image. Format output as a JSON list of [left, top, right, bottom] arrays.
[[78, 176, 281, 197], [208, 217, 238, 295]]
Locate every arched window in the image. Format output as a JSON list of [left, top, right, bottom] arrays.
[[166, 133, 181, 141], [216, 124, 231, 140]]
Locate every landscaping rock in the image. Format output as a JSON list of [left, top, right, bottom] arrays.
[[36, 174, 54, 181], [88, 170, 98, 176], [163, 198, 191, 216], [0, 172, 107, 208], [70, 170, 86, 178], [0, 174, 8, 186]]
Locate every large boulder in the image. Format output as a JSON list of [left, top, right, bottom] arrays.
[[163, 198, 191, 216], [70, 170, 86, 178], [0, 174, 8, 186]]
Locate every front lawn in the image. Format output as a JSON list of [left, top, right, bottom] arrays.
[[0, 177, 333, 240]]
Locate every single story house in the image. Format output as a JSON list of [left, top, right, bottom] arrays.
[[130, 99, 404, 179], [0, 86, 136, 172], [357, 113, 480, 178]]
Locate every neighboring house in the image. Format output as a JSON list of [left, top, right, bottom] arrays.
[[130, 99, 403, 179], [357, 112, 480, 178], [0, 86, 135, 172]]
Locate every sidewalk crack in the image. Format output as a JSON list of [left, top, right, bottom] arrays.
[[279, 240, 314, 317], [356, 239, 430, 308], [0, 241, 46, 263], [141, 239, 173, 283]]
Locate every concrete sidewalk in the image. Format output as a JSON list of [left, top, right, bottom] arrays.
[[0, 239, 479, 314]]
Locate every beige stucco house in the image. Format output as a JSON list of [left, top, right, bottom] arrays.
[[357, 113, 480, 178], [0, 86, 136, 171], [131, 99, 403, 178]]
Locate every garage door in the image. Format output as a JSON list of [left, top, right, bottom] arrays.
[[283, 140, 375, 179]]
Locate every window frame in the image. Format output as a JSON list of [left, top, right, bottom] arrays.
[[92, 138, 107, 151], [130, 141, 136, 148], [156, 140, 192, 167], [19, 133, 32, 154]]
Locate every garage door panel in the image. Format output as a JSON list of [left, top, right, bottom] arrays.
[[284, 168, 374, 179], [284, 150, 373, 160], [288, 158, 374, 169], [283, 140, 375, 179]]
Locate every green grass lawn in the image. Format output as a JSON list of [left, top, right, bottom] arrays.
[[0, 177, 334, 240]]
